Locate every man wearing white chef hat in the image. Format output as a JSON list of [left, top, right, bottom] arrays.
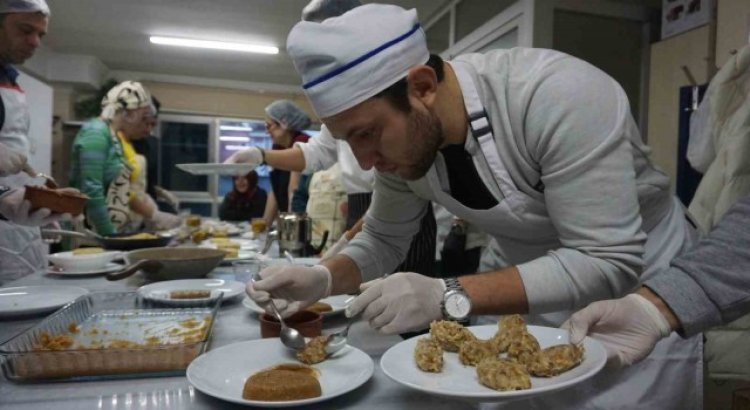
[[247, 4, 701, 409], [0, 0, 73, 285]]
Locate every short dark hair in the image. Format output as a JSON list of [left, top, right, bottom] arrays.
[[374, 54, 444, 113]]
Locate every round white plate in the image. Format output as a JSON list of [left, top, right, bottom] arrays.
[[265, 257, 320, 267], [380, 325, 606, 402], [177, 163, 254, 176], [242, 294, 352, 317], [46, 262, 123, 276], [0, 286, 89, 318], [187, 339, 374, 407], [138, 279, 245, 306]]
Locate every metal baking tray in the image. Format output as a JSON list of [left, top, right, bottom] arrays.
[[0, 292, 221, 382]]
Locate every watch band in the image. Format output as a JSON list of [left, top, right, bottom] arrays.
[[444, 277, 462, 292], [259, 148, 267, 165]]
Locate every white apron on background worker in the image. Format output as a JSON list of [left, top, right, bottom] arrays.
[[0, 75, 47, 284]]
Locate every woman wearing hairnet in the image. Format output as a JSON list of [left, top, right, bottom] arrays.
[[260, 100, 311, 225], [69, 81, 181, 235]]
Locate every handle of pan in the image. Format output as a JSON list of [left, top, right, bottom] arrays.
[[106, 259, 164, 281]]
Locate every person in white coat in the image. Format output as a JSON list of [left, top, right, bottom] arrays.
[[0, 0, 56, 284], [246, 4, 704, 409]]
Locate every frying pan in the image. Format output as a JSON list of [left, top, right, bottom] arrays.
[[42, 229, 173, 250], [106, 247, 226, 281]]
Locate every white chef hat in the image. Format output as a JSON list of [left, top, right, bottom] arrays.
[[100, 81, 153, 120], [287, 3, 429, 118], [0, 0, 50, 15], [301, 0, 361, 22]]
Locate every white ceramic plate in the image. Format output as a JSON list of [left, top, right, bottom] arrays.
[[46, 262, 123, 276], [187, 339, 373, 407], [265, 257, 320, 267], [48, 250, 123, 271], [0, 286, 89, 318], [242, 294, 352, 317], [380, 325, 606, 402], [138, 279, 246, 306], [176, 163, 254, 176]]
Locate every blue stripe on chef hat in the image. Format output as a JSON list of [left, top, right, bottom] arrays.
[[287, 4, 429, 118]]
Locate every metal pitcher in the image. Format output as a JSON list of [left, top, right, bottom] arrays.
[[262, 213, 328, 257]]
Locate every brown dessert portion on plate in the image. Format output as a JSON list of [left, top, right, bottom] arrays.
[[24, 185, 88, 216], [242, 363, 321, 401]]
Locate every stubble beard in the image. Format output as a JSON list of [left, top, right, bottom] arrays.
[[399, 108, 444, 181]]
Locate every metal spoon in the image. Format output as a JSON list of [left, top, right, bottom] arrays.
[[251, 272, 306, 351], [22, 164, 58, 189]]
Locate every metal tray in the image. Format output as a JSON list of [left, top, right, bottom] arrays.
[[0, 292, 221, 382]]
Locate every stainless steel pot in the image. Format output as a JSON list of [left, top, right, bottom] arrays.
[[262, 213, 328, 257]]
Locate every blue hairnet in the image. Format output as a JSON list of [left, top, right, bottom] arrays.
[[265, 100, 312, 131], [301, 0, 361, 22], [0, 0, 50, 15]]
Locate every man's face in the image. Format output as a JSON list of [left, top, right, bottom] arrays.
[[0, 12, 48, 64], [324, 96, 444, 181]]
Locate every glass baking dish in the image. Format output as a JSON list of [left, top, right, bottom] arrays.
[[0, 291, 221, 382]]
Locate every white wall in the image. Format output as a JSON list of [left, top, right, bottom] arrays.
[[17, 72, 53, 174]]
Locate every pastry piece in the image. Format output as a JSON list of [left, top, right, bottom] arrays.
[[242, 363, 321, 401], [186, 215, 202, 227], [191, 229, 209, 243], [527, 344, 585, 377], [494, 315, 527, 353], [459, 338, 498, 367], [414, 337, 443, 372], [219, 247, 239, 258], [72, 247, 104, 255], [24, 185, 88, 216], [306, 302, 333, 314], [506, 331, 541, 367], [297, 335, 330, 365], [429, 320, 476, 352], [476, 358, 531, 391], [170, 290, 211, 299]]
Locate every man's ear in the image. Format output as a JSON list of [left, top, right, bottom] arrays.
[[406, 65, 438, 108]]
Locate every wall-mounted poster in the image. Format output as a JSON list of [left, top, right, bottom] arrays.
[[661, 0, 714, 40]]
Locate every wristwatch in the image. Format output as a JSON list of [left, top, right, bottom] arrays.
[[0, 185, 11, 198], [259, 148, 267, 165], [441, 277, 472, 321]]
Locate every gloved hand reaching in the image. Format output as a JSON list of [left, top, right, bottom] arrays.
[[0, 143, 27, 177], [0, 187, 71, 226], [346, 272, 446, 334], [321, 235, 348, 259], [246, 264, 332, 317], [147, 209, 182, 230], [562, 293, 672, 368], [224, 146, 264, 167]]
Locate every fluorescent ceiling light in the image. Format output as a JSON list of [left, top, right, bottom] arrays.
[[220, 125, 254, 131], [150, 36, 278, 54], [219, 136, 251, 142]]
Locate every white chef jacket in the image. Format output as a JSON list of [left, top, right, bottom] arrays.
[[295, 125, 374, 195]]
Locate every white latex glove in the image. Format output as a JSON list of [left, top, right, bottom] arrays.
[[224, 146, 263, 167], [246, 264, 332, 317], [0, 187, 71, 226], [147, 210, 182, 230], [321, 235, 348, 259], [562, 293, 672, 368], [345, 272, 446, 334], [0, 143, 27, 176], [154, 186, 180, 210]]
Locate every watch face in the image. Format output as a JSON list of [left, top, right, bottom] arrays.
[[445, 292, 471, 318]]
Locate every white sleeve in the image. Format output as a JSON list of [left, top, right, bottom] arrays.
[[339, 171, 429, 281], [294, 125, 338, 174], [515, 55, 645, 314]]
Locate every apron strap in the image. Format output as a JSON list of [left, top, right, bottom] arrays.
[[453, 61, 544, 194]]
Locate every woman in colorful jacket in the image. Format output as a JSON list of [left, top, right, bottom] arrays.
[[69, 81, 181, 235]]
